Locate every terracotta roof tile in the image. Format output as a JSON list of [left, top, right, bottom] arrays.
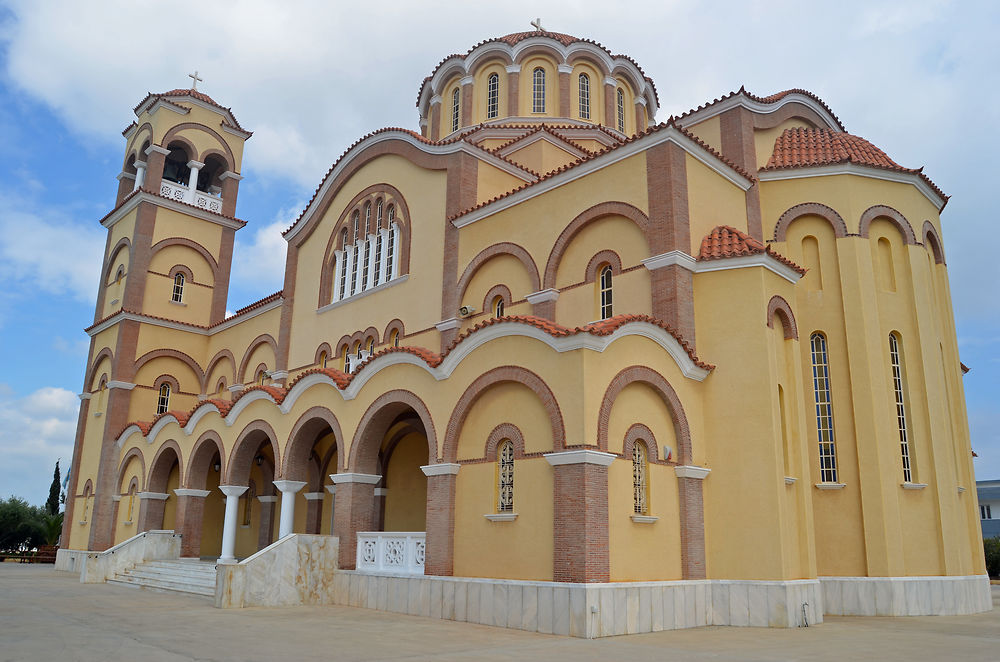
[[675, 87, 846, 132], [762, 127, 947, 203], [133, 89, 251, 134], [223, 291, 283, 323], [698, 225, 806, 275]]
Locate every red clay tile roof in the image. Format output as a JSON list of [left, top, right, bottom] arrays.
[[114, 314, 712, 442], [676, 87, 846, 132], [762, 127, 947, 202], [227, 291, 283, 320], [699, 225, 806, 275], [418, 32, 659, 108], [133, 89, 251, 134]]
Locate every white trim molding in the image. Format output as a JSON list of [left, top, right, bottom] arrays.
[[303, 492, 326, 501], [643, 251, 697, 272], [544, 450, 616, 467], [631, 514, 659, 524], [484, 513, 518, 522], [901, 482, 928, 490], [174, 488, 211, 498], [815, 482, 847, 490], [257, 495, 279, 503], [784, 476, 798, 485], [138, 492, 169, 500], [107, 380, 136, 390], [674, 465, 711, 480], [525, 288, 560, 304], [644, 250, 803, 284], [435, 317, 461, 332], [420, 463, 461, 477], [330, 473, 382, 485]]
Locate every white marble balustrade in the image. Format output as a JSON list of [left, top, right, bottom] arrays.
[[356, 532, 425, 575], [159, 180, 223, 213]]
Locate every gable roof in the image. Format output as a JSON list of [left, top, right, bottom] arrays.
[[699, 225, 806, 275], [132, 88, 251, 135], [676, 86, 845, 133]]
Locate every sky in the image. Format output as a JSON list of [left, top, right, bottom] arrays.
[[0, 0, 997, 506]]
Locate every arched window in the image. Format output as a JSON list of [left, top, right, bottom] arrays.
[[319, 351, 328, 369], [578, 73, 590, 119], [451, 87, 460, 132], [390, 329, 400, 347], [497, 439, 514, 512], [810, 332, 838, 483], [877, 237, 896, 292], [493, 296, 505, 319], [361, 204, 372, 289], [344, 351, 351, 373], [368, 338, 375, 356], [125, 483, 136, 524], [115, 265, 125, 286], [633, 440, 649, 515], [889, 333, 913, 482], [599, 265, 613, 320], [162, 144, 191, 185], [385, 205, 396, 282], [256, 369, 266, 386], [802, 235, 823, 291], [532, 67, 546, 113], [81, 483, 92, 524], [338, 228, 349, 300], [354, 342, 362, 363], [171, 273, 185, 303], [156, 383, 171, 415], [487, 73, 499, 119], [616, 88, 625, 133]]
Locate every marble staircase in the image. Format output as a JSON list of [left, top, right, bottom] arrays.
[[108, 558, 217, 598]]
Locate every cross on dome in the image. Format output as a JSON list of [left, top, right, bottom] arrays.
[[188, 70, 203, 91], [530, 18, 544, 31]]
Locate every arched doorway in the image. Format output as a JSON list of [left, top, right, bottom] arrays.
[[227, 422, 279, 559], [180, 433, 227, 558], [143, 443, 182, 532], [282, 409, 342, 537]]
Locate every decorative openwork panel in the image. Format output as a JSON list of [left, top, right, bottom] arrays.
[[159, 181, 223, 212], [355, 532, 426, 575], [633, 442, 648, 514], [193, 191, 223, 213], [497, 440, 514, 512], [160, 181, 187, 201]]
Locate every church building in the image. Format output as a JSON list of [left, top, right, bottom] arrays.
[[56, 28, 990, 637]]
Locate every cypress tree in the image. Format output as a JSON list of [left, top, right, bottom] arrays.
[[46, 460, 61, 516]]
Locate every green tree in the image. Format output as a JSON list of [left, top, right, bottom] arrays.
[[984, 537, 1000, 578], [46, 460, 61, 516], [0, 497, 45, 552]]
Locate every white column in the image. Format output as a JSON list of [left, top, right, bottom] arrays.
[[332, 249, 344, 302], [354, 239, 366, 295], [365, 235, 377, 290], [218, 485, 247, 563], [390, 223, 400, 280], [185, 160, 204, 204], [133, 161, 147, 191], [273, 479, 307, 539]]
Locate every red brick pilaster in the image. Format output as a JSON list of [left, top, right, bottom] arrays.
[[331, 475, 380, 569], [719, 107, 762, 241], [650, 264, 696, 346], [507, 70, 520, 116], [546, 451, 613, 583], [430, 100, 442, 140], [173, 490, 209, 557], [558, 69, 570, 117], [461, 81, 473, 128], [137, 493, 167, 533], [675, 466, 710, 579], [441, 152, 478, 351], [422, 464, 459, 576], [304, 493, 324, 534], [142, 145, 167, 193]]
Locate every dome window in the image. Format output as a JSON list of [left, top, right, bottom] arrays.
[[532, 68, 546, 113], [487, 73, 499, 119], [578, 73, 590, 119]]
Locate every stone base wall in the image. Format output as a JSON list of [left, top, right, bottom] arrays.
[[821, 575, 992, 617], [79, 530, 180, 584], [54, 548, 89, 574], [327, 573, 823, 638]]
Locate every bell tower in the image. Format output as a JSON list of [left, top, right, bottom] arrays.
[[63, 81, 252, 551]]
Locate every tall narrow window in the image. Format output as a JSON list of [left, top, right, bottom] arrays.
[[810, 333, 838, 483], [532, 67, 546, 113], [493, 296, 505, 318], [487, 73, 499, 119], [319, 351, 328, 369], [171, 273, 185, 302], [374, 231, 383, 287], [390, 329, 400, 347], [361, 207, 371, 290], [156, 383, 171, 415], [385, 206, 396, 282], [368, 338, 375, 356], [983, 504, 993, 520], [344, 351, 351, 373], [497, 439, 514, 512], [599, 265, 613, 320], [633, 441, 649, 515], [578, 73, 590, 119], [802, 236, 823, 291], [350, 244, 359, 294], [451, 87, 460, 132], [889, 333, 913, 482], [616, 88, 625, 133], [338, 229, 349, 300]]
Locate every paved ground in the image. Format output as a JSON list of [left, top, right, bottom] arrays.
[[1, 564, 998, 662]]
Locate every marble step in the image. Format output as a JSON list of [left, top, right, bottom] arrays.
[[109, 559, 218, 598], [108, 573, 215, 597], [141, 560, 217, 578], [122, 566, 216, 585]]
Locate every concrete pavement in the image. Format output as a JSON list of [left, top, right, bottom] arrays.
[[1, 564, 997, 661]]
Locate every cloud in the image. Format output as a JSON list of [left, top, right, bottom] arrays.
[[229, 204, 303, 301], [0, 386, 78, 505], [0, 190, 105, 307]]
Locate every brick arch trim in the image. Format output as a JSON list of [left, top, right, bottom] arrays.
[[596, 365, 692, 464], [543, 201, 650, 289], [281, 406, 345, 480], [104, 237, 133, 283], [203, 349, 236, 391], [484, 422, 526, 461], [151, 236, 220, 275], [86, 348, 115, 391], [161, 123, 236, 171], [147, 439, 184, 492], [858, 205, 916, 244], [135, 349, 205, 389], [348, 390, 438, 473], [237, 334, 278, 383], [922, 221, 946, 264], [483, 284, 512, 316], [585, 249, 623, 283], [773, 202, 848, 242], [623, 423, 663, 463], [185, 430, 225, 489], [443, 366, 565, 463], [456, 242, 541, 307], [382, 319, 405, 344], [117, 447, 147, 492], [227, 419, 281, 486], [767, 295, 798, 340]]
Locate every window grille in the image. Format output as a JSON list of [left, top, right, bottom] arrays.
[[452, 88, 460, 132], [616, 88, 625, 133], [889, 333, 913, 482], [320, 351, 328, 369], [374, 232, 383, 286], [338, 229, 349, 299], [810, 333, 838, 483], [361, 228, 370, 290], [578, 73, 590, 119], [156, 383, 171, 415], [350, 244, 359, 294], [171, 273, 184, 302], [344, 352, 351, 372], [633, 441, 648, 515], [376, 199, 383, 227], [532, 68, 545, 113], [497, 440, 514, 512], [385, 206, 396, 282], [368, 338, 375, 355], [487, 73, 499, 119], [599, 266, 613, 320]]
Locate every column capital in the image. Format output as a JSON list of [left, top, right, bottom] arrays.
[[420, 463, 460, 476], [219, 485, 248, 498], [525, 288, 560, 304], [273, 479, 307, 494], [219, 170, 243, 181], [557, 64, 573, 74], [145, 144, 170, 156], [544, 450, 616, 467], [303, 492, 325, 501], [186, 160, 205, 169], [330, 472, 381, 485], [674, 465, 711, 480], [174, 488, 211, 498]]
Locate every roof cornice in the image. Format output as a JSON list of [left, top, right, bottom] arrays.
[[758, 163, 947, 211], [676, 90, 843, 132], [100, 190, 247, 230]]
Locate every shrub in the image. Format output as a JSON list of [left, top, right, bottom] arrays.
[[985, 537, 1000, 579]]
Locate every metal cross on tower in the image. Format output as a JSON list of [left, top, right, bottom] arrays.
[[188, 70, 203, 91], [530, 18, 544, 31]]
